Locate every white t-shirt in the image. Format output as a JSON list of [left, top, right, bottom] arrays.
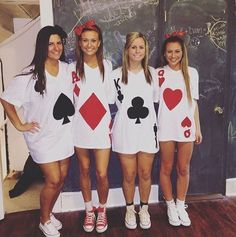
[[109, 66, 159, 154], [1, 61, 75, 164], [156, 65, 199, 142], [69, 59, 112, 149]]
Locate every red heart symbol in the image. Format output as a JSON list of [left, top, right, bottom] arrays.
[[184, 129, 191, 138], [163, 88, 182, 110], [159, 77, 165, 87], [181, 117, 192, 128]]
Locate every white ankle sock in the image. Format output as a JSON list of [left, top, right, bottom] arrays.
[[85, 201, 93, 211]]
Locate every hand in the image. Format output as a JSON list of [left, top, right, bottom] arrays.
[[195, 129, 203, 145], [17, 121, 40, 133]]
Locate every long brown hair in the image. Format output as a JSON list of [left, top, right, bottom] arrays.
[[160, 35, 192, 102], [75, 23, 104, 81], [122, 32, 152, 84], [20, 25, 67, 95]]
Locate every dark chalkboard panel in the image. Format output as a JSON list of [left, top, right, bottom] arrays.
[[53, 0, 160, 68], [54, 0, 236, 195], [226, 0, 236, 178]]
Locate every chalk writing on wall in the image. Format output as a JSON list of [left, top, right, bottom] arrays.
[[54, 0, 160, 67]]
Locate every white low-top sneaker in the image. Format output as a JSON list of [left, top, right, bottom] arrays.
[[39, 220, 60, 237], [50, 213, 62, 230]]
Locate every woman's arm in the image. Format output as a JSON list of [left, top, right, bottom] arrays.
[[0, 98, 40, 133], [194, 101, 202, 144]]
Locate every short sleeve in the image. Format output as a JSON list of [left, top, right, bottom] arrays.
[[0, 75, 31, 108], [107, 68, 118, 104], [189, 67, 199, 100], [150, 66, 159, 103]]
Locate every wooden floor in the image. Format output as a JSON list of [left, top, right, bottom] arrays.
[[1, 196, 236, 237]]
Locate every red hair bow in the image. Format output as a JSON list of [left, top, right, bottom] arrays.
[[74, 20, 96, 36], [165, 31, 185, 39]]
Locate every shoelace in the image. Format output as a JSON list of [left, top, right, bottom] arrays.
[[139, 209, 150, 218], [127, 209, 136, 220], [96, 212, 107, 226], [85, 212, 95, 225]]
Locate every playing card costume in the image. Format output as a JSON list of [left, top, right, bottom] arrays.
[[156, 65, 199, 141], [109, 66, 159, 154], [1, 61, 75, 163], [70, 59, 112, 149]]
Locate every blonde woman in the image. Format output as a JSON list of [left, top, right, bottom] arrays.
[[109, 32, 159, 229], [156, 33, 202, 227]]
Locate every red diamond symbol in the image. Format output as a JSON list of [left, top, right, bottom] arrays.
[[79, 93, 107, 130], [74, 84, 80, 96]]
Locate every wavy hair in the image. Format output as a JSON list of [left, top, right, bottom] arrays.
[[160, 35, 192, 102], [75, 24, 104, 81], [22, 25, 67, 95]]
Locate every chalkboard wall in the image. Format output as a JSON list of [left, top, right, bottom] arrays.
[[53, 0, 160, 68], [53, 0, 236, 194], [226, 1, 236, 178], [53, 0, 161, 191]]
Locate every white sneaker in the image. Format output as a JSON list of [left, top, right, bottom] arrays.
[[138, 205, 151, 229], [167, 201, 181, 226], [50, 213, 62, 230], [39, 220, 60, 237], [125, 205, 137, 229], [177, 203, 191, 226]]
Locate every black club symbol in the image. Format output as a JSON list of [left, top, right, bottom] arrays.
[[127, 97, 149, 124]]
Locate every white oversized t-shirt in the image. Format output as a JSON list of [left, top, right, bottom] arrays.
[[156, 65, 199, 142], [109, 66, 159, 154], [1, 61, 75, 163], [69, 59, 112, 149]]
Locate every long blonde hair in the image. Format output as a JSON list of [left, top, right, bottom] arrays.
[[122, 32, 152, 84], [160, 36, 192, 102]]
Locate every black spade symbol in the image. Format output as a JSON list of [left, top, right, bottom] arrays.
[[53, 93, 75, 124]]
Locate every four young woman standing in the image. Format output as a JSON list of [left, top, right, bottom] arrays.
[[0, 20, 202, 236]]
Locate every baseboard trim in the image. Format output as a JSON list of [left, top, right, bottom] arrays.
[[226, 178, 236, 196], [53, 185, 159, 213]]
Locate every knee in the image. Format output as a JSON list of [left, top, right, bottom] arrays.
[[177, 165, 190, 177], [124, 171, 136, 184], [80, 166, 90, 177], [139, 169, 151, 182], [160, 165, 172, 177], [96, 170, 108, 183], [45, 177, 61, 189]]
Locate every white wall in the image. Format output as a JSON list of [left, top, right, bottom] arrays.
[[0, 17, 41, 172]]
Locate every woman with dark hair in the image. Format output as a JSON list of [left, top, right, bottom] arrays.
[[0, 25, 74, 237], [109, 32, 159, 230], [156, 33, 202, 227], [69, 20, 112, 233]]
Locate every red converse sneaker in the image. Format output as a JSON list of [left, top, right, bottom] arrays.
[[96, 207, 108, 233], [83, 207, 96, 232]]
